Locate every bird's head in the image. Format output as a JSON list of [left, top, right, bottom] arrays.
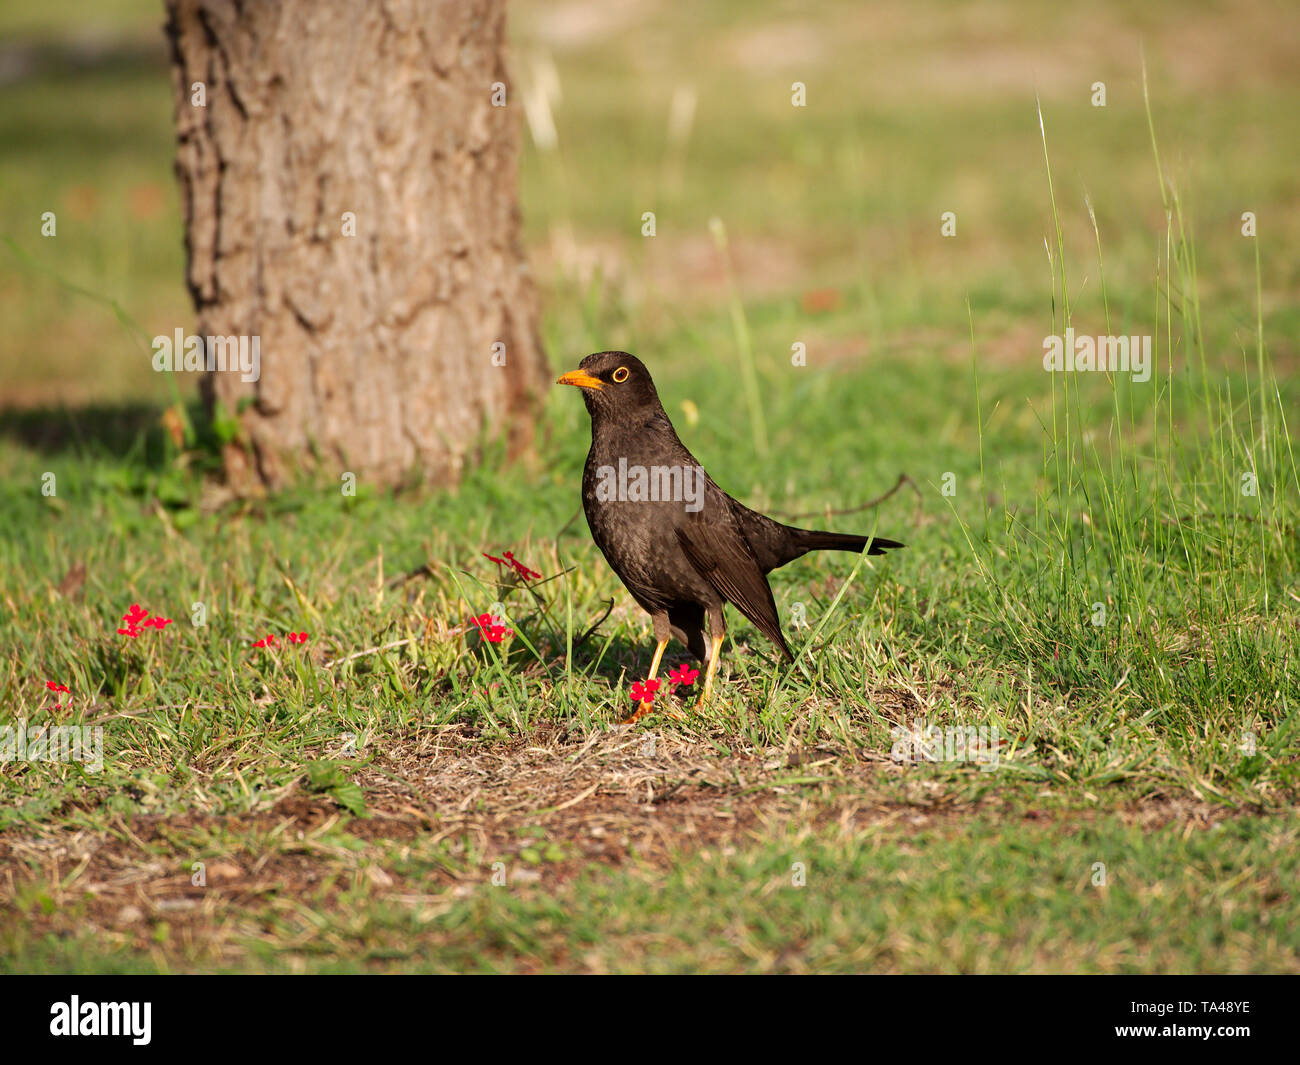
[[556, 351, 661, 420]]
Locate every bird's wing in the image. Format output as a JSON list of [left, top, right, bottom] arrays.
[[674, 513, 793, 661]]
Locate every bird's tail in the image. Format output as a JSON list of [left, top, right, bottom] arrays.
[[792, 529, 905, 555]]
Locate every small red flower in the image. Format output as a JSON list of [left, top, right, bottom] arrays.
[[117, 603, 171, 637], [469, 614, 513, 644], [629, 679, 661, 703], [502, 551, 542, 581], [46, 681, 70, 693], [667, 664, 700, 686], [252, 632, 309, 650], [484, 549, 542, 582]]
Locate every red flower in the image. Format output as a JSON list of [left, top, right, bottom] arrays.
[[502, 551, 543, 581], [46, 681, 70, 693], [118, 604, 144, 637], [484, 549, 542, 582], [629, 679, 661, 703], [468, 613, 513, 644], [667, 664, 700, 686], [117, 604, 171, 637], [252, 632, 309, 651]]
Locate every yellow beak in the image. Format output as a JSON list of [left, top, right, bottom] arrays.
[[556, 369, 604, 390]]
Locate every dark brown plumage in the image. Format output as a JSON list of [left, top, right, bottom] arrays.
[[557, 351, 904, 703]]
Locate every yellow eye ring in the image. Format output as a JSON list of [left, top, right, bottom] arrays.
[[612, 366, 630, 383]]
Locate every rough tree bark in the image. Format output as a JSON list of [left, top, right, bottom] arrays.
[[164, 0, 545, 492]]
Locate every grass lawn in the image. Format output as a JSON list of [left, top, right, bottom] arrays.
[[1, 0, 1297, 973]]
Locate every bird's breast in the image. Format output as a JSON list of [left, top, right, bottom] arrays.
[[580, 450, 716, 606]]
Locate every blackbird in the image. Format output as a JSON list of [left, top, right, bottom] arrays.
[[558, 351, 904, 705]]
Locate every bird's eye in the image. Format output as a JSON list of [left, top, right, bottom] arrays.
[[612, 366, 630, 383]]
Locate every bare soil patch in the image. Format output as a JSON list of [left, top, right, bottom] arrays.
[[1, 722, 1237, 962]]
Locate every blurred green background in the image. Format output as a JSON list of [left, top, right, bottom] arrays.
[[1, 0, 1296, 406]]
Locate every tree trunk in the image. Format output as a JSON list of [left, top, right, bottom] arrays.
[[164, 0, 545, 492]]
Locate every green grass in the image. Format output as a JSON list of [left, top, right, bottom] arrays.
[[1, 0, 1298, 973], [6, 812, 1297, 973]]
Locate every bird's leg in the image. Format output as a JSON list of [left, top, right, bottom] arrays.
[[700, 633, 724, 702], [699, 606, 726, 704], [621, 623, 673, 726], [646, 637, 668, 682]]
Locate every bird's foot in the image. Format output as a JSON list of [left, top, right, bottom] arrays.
[[620, 700, 656, 726]]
